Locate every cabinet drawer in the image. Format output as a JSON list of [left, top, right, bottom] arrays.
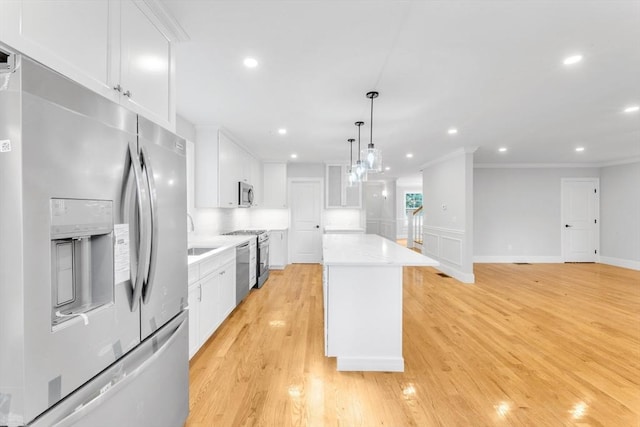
[[199, 254, 221, 278], [218, 247, 236, 265]]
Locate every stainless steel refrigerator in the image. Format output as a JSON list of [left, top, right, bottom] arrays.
[[0, 48, 189, 426]]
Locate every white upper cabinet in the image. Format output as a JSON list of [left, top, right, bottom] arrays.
[[117, 1, 174, 129], [0, 0, 177, 131], [1, 0, 115, 99], [218, 132, 243, 208], [194, 127, 219, 208], [195, 129, 262, 209], [262, 163, 287, 208], [326, 164, 361, 208]]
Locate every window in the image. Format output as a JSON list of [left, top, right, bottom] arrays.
[[405, 192, 422, 210]]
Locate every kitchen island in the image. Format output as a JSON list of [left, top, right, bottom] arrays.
[[322, 234, 439, 372]]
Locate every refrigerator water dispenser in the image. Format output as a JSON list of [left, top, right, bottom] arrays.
[[50, 198, 115, 328]]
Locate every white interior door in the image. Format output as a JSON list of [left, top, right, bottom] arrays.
[[561, 178, 599, 262], [290, 179, 323, 263]]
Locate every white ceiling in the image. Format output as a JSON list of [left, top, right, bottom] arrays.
[[163, 0, 640, 179]]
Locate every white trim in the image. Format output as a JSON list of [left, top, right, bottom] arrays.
[[423, 225, 465, 235], [288, 177, 324, 264], [599, 157, 640, 167], [435, 263, 475, 284], [475, 157, 640, 169], [138, 0, 191, 42], [440, 236, 462, 266], [474, 256, 564, 263], [599, 256, 640, 271], [336, 357, 404, 372], [419, 147, 478, 170], [560, 177, 600, 262]]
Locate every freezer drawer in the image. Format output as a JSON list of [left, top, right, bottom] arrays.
[[29, 311, 189, 427]]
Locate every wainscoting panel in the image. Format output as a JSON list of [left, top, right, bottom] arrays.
[[440, 236, 462, 266], [422, 226, 473, 283]]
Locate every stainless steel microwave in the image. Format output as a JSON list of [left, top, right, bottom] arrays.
[[238, 182, 254, 207]]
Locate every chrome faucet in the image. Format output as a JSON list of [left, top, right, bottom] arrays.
[[187, 213, 195, 232]]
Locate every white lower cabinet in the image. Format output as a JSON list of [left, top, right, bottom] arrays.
[[187, 247, 236, 359], [269, 230, 288, 270], [187, 283, 201, 358], [218, 259, 236, 320]]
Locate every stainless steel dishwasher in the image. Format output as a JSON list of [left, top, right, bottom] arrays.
[[235, 241, 251, 304]]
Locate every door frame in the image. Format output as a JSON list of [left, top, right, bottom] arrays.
[[560, 177, 600, 262], [288, 177, 324, 263]]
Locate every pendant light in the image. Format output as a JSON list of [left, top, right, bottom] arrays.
[[365, 91, 382, 173], [354, 121, 367, 182], [346, 138, 358, 186]]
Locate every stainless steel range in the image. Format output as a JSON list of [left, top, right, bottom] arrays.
[[223, 230, 270, 288]]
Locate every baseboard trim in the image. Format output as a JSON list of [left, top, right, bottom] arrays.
[[474, 256, 564, 264], [336, 357, 404, 372], [599, 256, 640, 271], [436, 263, 475, 284]]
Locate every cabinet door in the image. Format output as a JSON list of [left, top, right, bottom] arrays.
[[194, 127, 219, 208], [249, 156, 263, 206], [269, 231, 287, 269], [0, 0, 117, 102], [187, 285, 201, 359], [218, 132, 241, 207], [344, 183, 362, 208], [326, 164, 343, 208], [326, 164, 361, 208], [119, 0, 174, 129], [218, 261, 236, 320], [263, 163, 287, 208], [199, 273, 220, 343]]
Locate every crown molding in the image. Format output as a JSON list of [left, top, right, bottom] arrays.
[[419, 146, 478, 170], [474, 156, 640, 169], [136, 0, 190, 43]]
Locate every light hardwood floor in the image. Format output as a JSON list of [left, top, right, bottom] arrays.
[[186, 263, 640, 426]]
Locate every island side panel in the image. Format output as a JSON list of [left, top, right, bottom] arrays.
[[326, 265, 404, 372]]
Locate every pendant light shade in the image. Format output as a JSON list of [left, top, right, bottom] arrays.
[[365, 91, 382, 173], [346, 138, 358, 187], [354, 121, 367, 182]]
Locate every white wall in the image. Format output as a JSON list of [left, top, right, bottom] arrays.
[[364, 179, 396, 240], [422, 149, 475, 282], [474, 167, 600, 262], [600, 161, 640, 269], [397, 184, 422, 238]]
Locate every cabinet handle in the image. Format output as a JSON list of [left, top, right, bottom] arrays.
[[123, 90, 132, 98], [113, 84, 122, 92], [219, 271, 225, 275], [198, 285, 202, 302]]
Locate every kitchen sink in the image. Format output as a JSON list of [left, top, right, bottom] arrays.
[[187, 247, 219, 256]]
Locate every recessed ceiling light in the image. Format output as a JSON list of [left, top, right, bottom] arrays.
[[243, 57, 258, 68], [278, 128, 287, 135], [290, 153, 297, 159], [385, 166, 391, 171], [575, 147, 585, 152], [563, 54, 583, 65], [406, 153, 413, 158], [448, 128, 458, 135], [498, 147, 507, 152], [624, 105, 639, 113]]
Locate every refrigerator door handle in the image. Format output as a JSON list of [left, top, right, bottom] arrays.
[[127, 140, 151, 312], [140, 144, 159, 304], [48, 314, 188, 427]]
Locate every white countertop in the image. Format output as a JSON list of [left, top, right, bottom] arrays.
[[187, 235, 252, 265], [322, 234, 439, 267], [324, 226, 365, 232]]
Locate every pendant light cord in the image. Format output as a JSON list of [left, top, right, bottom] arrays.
[[358, 125, 361, 161], [370, 96, 374, 144]]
